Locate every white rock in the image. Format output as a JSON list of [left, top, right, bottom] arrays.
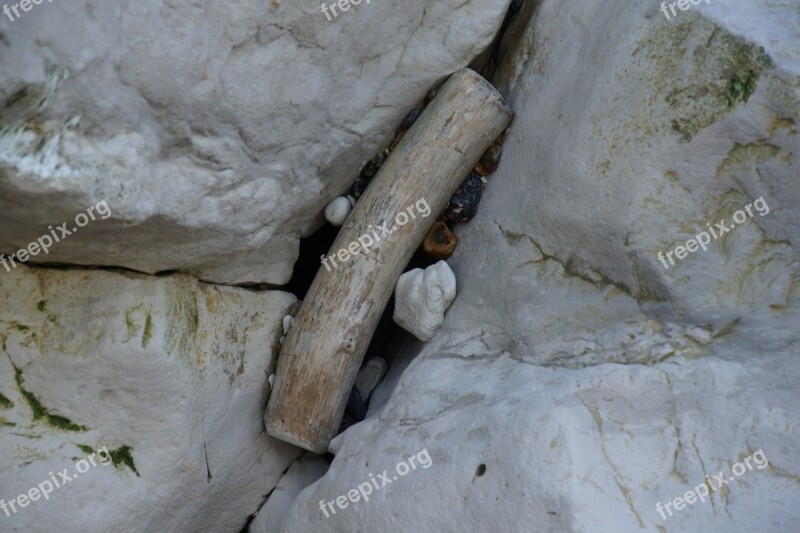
[[283, 315, 293, 335], [249, 456, 329, 533], [0, 0, 511, 285], [284, 347, 800, 532], [393, 261, 457, 341], [324, 197, 353, 227], [280, 2, 800, 532], [481, 0, 800, 329], [0, 266, 301, 532]]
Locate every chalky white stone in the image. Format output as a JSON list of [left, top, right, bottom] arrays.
[[0, 266, 301, 533], [281, 1, 800, 531], [324, 196, 353, 227], [393, 261, 457, 341], [0, 0, 511, 285]]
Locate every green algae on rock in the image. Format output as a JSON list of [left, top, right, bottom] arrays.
[[14, 365, 88, 432]]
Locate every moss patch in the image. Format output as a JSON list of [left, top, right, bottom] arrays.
[[724, 70, 759, 107], [165, 285, 199, 366], [0, 390, 13, 409], [36, 300, 46, 312], [108, 445, 139, 476], [631, 15, 773, 142], [77, 444, 94, 455], [77, 444, 139, 475], [125, 305, 153, 347], [142, 311, 153, 348], [13, 365, 88, 432]]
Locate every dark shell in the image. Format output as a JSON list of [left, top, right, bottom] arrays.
[[444, 172, 485, 222]]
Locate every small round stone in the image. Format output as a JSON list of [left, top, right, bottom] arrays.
[[324, 196, 353, 226], [496, 127, 510, 145], [423, 221, 458, 260], [353, 177, 370, 198], [478, 144, 503, 175], [425, 88, 437, 103], [399, 108, 423, 132], [474, 163, 490, 177], [360, 159, 379, 178], [444, 172, 485, 223], [373, 151, 387, 169]]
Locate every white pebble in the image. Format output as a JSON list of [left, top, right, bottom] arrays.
[[283, 315, 293, 335], [325, 196, 353, 226]]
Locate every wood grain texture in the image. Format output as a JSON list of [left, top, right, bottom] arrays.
[[265, 68, 513, 453]]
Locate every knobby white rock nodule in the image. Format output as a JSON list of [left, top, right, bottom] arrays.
[[393, 260, 457, 342]]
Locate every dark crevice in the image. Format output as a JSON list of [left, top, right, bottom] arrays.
[[282, 224, 339, 300]]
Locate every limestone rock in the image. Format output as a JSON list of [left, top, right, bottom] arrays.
[[249, 456, 329, 533], [0, 0, 511, 285], [281, 1, 800, 532], [485, 0, 800, 328], [0, 266, 301, 532], [284, 342, 800, 532], [393, 261, 457, 342]]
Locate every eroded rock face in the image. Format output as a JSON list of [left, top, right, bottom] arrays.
[[487, 0, 800, 328], [286, 343, 800, 532], [0, 0, 511, 285], [0, 266, 300, 532], [282, 1, 800, 531]]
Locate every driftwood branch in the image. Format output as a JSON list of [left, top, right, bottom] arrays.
[[265, 68, 513, 453]]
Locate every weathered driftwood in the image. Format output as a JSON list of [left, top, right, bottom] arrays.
[[265, 68, 513, 453]]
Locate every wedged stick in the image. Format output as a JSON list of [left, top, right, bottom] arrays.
[[265, 68, 513, 453]]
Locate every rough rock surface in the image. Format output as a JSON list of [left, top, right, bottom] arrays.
[[286, 340, 800, 532], [0, 0, 511, 285], [283, 0, 800, 531], [0, 266, 300, 532], [393, 260, 457, 342], [249, 455, 329, 533], [487, 0, 800, 328]]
